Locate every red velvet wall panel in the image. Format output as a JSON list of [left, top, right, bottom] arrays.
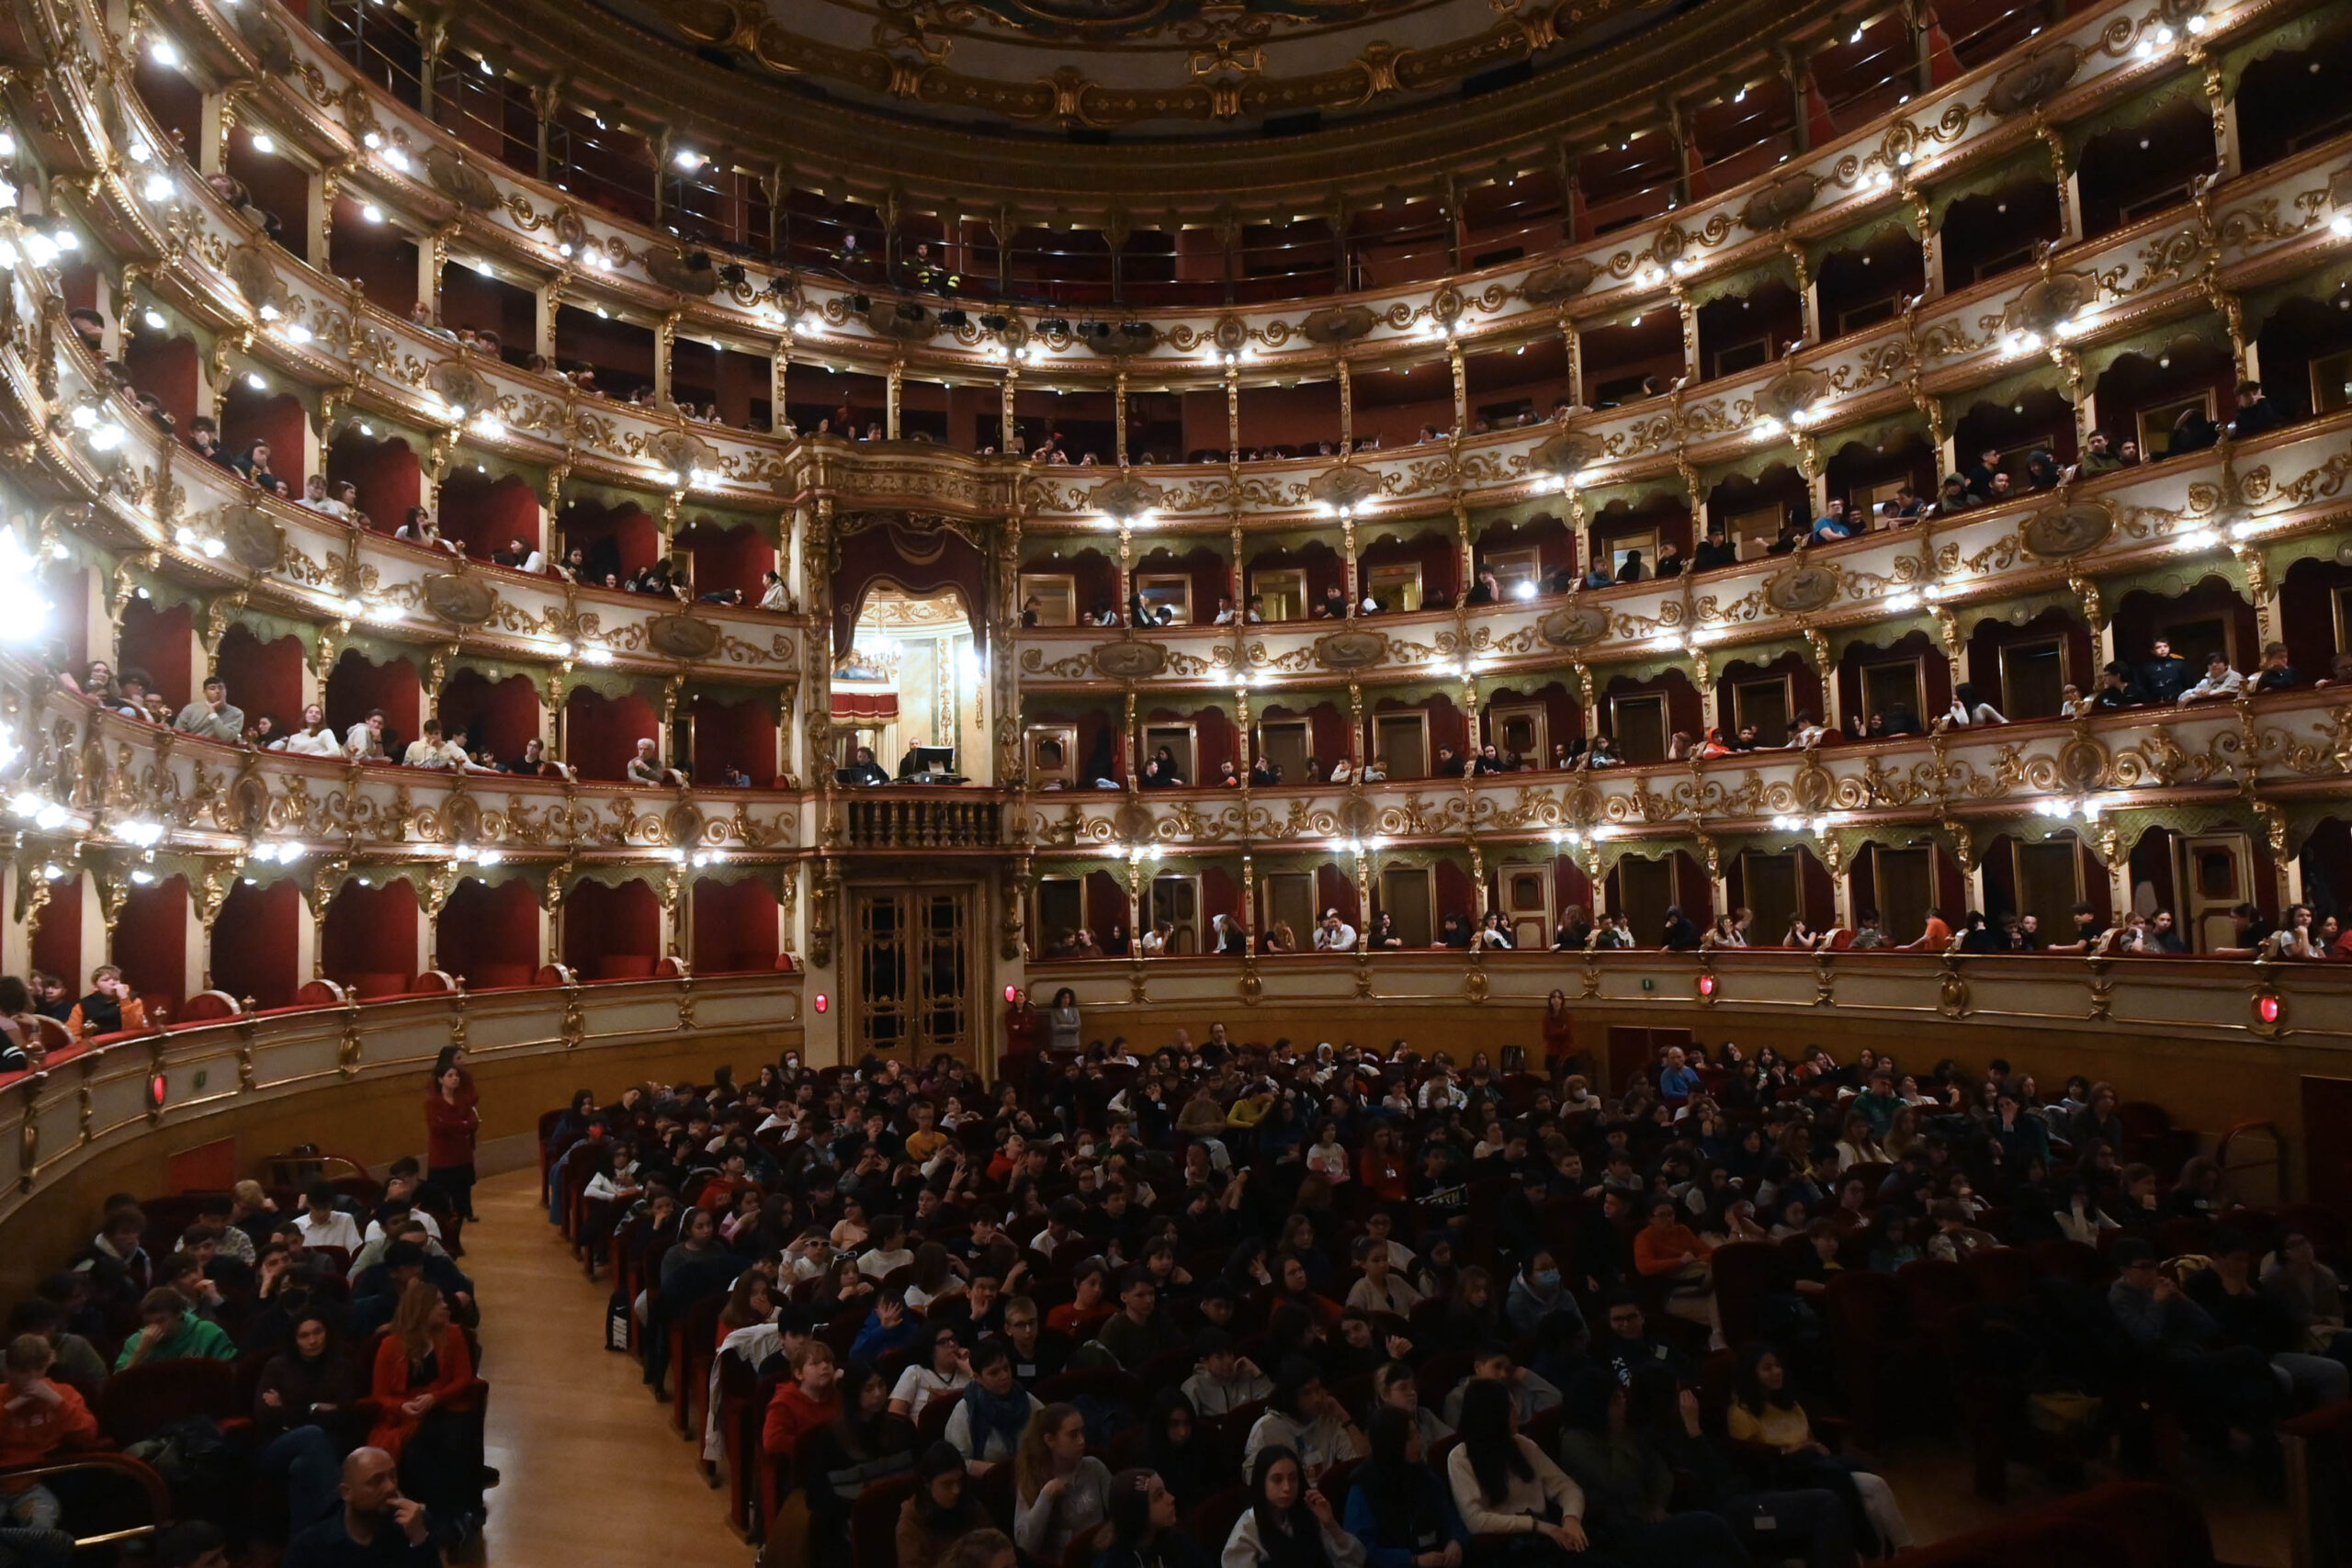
[[323, 651, 424, 753], [125, 335, 201, 434], [437, 669, 540, 762], [327, 434, 423, 533], [30, 874, 82, 992], [687, 693, 778, 785], [1131, 545, 1230, 624], [558, 499, 661, 585], [114, 875, 189, 1017], [1434, 858, 1479, 926], [1083, 870, 1127, 948], [678, 520, 775, 602], [691, 878, 779, 974], [565, 688, 661, 782], [1358, 534, 1461, 607], [118, 597, 195, 710], [209, 876, 302, 1010], [1314, 863, 1360, 926], [218, 389, 308, 490], [214, 625, 306, 737], [435, 877, 542, 990], [436, 469, 541, 559], [832, 519, 991, 658], [322, 878, 420, 997], [564, 880, 662, 980]]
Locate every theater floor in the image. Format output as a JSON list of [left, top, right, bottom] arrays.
[[460, 1168, 2290, 1567]]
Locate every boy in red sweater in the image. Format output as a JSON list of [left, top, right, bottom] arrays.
[[1, 1334, 100, 1550]]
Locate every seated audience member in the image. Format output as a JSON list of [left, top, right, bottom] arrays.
[[944, 1337, 1040, 1472], [254, 1312, 360, 1531], [898, 1442, 986, 1568], [115, 1285, 236, 1370], [368, 1279, 485, 1544], [802, 1360, 920, 1560], [1443, 1377, 1603, 1560], [283, 1447, 441, 1567], [1558, 1375, 1747, 1568], [1099, 1466, 1206, 1568], [1727, 1343, 1912, 1554], [1226, 1445, 1367, 1568], [1014, 1402, 1114, 1560], [1243, 1357, 1367, 1481], [0, 1331, 99, 1552]]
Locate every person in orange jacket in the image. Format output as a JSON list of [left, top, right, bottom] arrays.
[[0, 1333, 101, 1549], [65, 964, 146, 1040]]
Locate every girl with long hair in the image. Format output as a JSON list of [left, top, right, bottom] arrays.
[[1443, 1378, 1602, 1561], [896, 1441, 985, 1568], [1013, 1402, 1113, 1559], [1344, 1405, 1467, 1568], [1221, 1446, 1365, 1568], [1102, 1467, 1212, 1568], [423, 1063, 480, 1225], [368, 1278, 483, 1540], [1729, 1343, 1910, 1556]]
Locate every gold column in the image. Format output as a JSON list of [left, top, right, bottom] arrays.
[[1337, 359, 1353, 449], [1560, 315, 1583, 412], [1447, 340, 1467, 434], [886, 359, 903, 440], [1341, 513, 1359, 616], [1114, 369, 1129, 465], [1347, 680, 1365, 767]]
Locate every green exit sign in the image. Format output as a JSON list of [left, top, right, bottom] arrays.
[[1641, 978, 1655, 992]]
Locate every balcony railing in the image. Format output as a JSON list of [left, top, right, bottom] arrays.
[[839, 791, 1004, 851]]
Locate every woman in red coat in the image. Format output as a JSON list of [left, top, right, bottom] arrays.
[[1542, 987, 1577, 1071], [369, 1278, 484, 1536], [424, 1062, 481, 1225], [1002, 987, 1041, 1062]]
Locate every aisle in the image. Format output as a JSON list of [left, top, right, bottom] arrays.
[[465, 1168, 751, 1566]]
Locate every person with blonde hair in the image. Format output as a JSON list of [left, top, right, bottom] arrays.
[[367, 1278, 483, 1542], [1014, 1402, 1114, 1560]]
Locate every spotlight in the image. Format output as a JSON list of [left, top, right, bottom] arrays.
[[939, 309, 968, 329], [1038, 317, 1070, 335], [717, 263, 746, 286], [979, 312, 1010, 331], [850, 293, 873, 312], [1120, 321, 1152, 340], [895, 300, 927, 322]]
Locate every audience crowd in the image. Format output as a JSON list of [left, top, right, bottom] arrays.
[[526, 1025, 2344, 1568]]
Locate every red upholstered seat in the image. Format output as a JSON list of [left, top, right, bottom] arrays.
[[534, 964, 578, 986], [412, 968, 458, 993], [598, 955, 658, 980], [347, 971, 411, 998], [294, 978, 347, 1006], [176, 989, 242, 1021]]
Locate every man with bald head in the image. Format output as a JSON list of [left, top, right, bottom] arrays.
[[282, 1448, 439, 1565]]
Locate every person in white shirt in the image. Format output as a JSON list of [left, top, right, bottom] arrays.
[[2179, 652, 2245, 704], [1343, 1235, 1424, 1315], [344, 709, 390, 761], [887, 1323, 972, 1419], [1418, 1071, 1466, 1111], [301, 474, 350, 518], [1241, 1358, 1366, 1482], [1139, 921, 1173, 957], [393, 507, 459, 554], [273, 703, 345, 758], [291, 1184, 364, 1252], [627, 738, 686, 786], [402, 719, 480, 771], [758, 570, 796, 612], [1941, 682, 2007, 728], [1314, 912, 1357, 952], [857, 1217, 914, 1280]]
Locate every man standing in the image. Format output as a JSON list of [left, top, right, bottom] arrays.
[[2138, 637, 2191, 705], [172, 675, 245, 743], [283, 1448, 440, 1566]]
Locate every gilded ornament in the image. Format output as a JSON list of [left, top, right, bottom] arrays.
[[1738, 173, 1820, 232], [424, 147, 503, 211], [1537, 604, 1611, 650], [647, 612, 724, 660], [2021, 502, 2116, 560], [1299, 305, 1377, 345], [1311, 627, 1389, 671], [421, 572, 499, 626], [220, 504, 287, 572], [1986, 39, 2082, 116], [1763, 561, 1839, 615], [1091, 640, 1169, 680], [1521, 258, 1598, 304]]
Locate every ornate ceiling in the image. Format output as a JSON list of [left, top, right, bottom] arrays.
[[586, 0, 1692, 134]]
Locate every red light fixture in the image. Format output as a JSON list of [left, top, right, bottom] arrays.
[[1697, 975, 1716, 998], [148, 1073, 167, 1109], [1004, 985, 1018, 1002], [814, 992, 829, 1014], [2256, 994, 2280, 1025]]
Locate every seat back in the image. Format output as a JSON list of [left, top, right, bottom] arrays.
[[97, 1358, 239, 1446], [1182, 1484, 1251, 1554], [177, 989, 242, 1021], [849, 1469, 918, 1568]]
